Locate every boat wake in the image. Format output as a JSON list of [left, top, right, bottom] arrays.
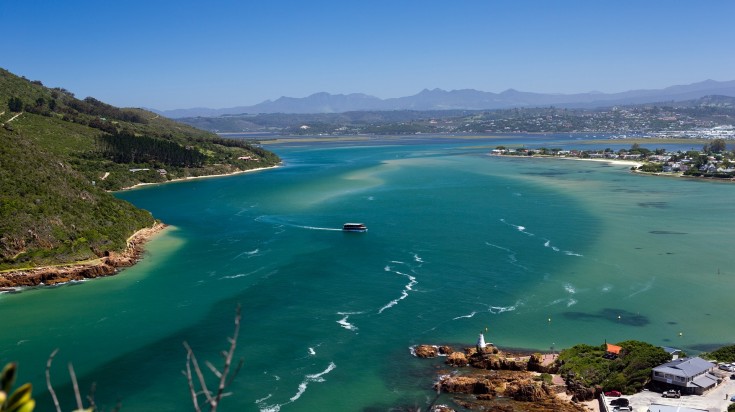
[[255, 215, 342, 231]]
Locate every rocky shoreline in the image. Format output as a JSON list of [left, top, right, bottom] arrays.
[[0, 222, 168, 292], [413, 341, 597, 412]]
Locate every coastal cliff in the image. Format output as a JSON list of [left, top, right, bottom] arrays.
[[0, 222, 167, 290]]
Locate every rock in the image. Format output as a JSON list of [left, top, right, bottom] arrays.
[[505, 379, 551, 402], [566, 380, 598, 402], [430, 405, 456, 412], [445, 352, 468, 367], [469, 353, 527, 371], [415, 345, 438, 358], [434, 375, 494, 395], [438, 345, 454, 355]]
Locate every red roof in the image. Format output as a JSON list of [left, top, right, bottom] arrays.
[[606, 343, 622, 354]]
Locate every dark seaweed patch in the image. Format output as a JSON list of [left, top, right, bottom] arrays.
[[638, 202, 668, 209], [563, 308, 649, 326], [520, 171, 569, 176]]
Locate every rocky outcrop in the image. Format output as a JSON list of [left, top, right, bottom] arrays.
[[469, 353, 528, 371], [565, 379, 599, 402], [414, 345, 439, 358], [435, 371, 551, 401], [0, 223, 167, 290], [446, 352, 468, 367], [438, 345, 454, 355]]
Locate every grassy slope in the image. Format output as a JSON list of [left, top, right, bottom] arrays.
[[0, 68, 279, 270]]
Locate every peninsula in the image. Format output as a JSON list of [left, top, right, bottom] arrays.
[[0, 68, 280, 284]]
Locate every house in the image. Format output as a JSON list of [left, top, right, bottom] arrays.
[[662, 347, 682, 360], [651, 357, 717, 395], [605, 343, 622, 359]]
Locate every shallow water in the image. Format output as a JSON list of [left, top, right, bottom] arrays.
[[2, 137, 734, 411]]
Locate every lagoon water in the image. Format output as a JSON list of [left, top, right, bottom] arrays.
[[2, 136, 735, 411]]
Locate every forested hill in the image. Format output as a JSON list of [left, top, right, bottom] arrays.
[[0, 68, 280, 271]]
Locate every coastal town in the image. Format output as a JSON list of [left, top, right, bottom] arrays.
[[491, 138, 735, 179]]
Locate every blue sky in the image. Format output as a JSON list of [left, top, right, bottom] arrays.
[[4, 1, 734, 110]]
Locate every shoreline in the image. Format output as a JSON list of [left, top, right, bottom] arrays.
[[0, 222, 169, 292], [116, 164, 281, 191], [0, 165, 282, 292], [491, 153, 642, 168]]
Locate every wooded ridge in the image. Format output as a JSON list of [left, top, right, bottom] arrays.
[[0, 68, 280, 271]]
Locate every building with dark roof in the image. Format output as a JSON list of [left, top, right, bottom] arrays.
[[651, 357, 718, 395]]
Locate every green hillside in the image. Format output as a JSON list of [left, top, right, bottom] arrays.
[[0, 68, 280, 270]]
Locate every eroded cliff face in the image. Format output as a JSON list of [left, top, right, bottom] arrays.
[[0, 223, 167, 290]]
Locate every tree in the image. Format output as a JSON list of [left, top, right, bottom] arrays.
[[709, 138, 726, 153], [7, 97, 23, 113]]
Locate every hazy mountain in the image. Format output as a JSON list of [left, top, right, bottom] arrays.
[[156, 79, 735, 118]]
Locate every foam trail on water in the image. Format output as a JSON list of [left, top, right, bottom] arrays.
[[500, 218, 535, 236], [233, 248, 261, 259], [627, 277, 655, 298], [453, 311, 477, 320], [254, 215, 342, 231], [220, 267, 264, 280], [564, 283, 576, 294], [543, 239, 582, 256], [294, 225, 342, 231], [337, 316, 357, 331], [257, 363, 337, 412], [485, 242, 529, 271], [378, 270, 418, 314]]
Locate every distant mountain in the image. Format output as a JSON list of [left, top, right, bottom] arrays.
[[156, 79, 735, 118]]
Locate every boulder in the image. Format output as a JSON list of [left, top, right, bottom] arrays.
[[438, 345, 454, 355], [445, 352, 468, 367], [414, 345, 438, 358]]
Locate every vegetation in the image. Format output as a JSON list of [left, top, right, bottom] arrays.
[[0, 363, 35, 412], [556, 341, 671, 394], [0, 68, 280, 270], [701, 344, 735, 363]]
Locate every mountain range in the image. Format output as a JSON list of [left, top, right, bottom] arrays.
[[156, 79, 735, 118]]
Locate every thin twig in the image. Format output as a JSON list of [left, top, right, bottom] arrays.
[[182, 304, 243, 412], [45, 349, 62, 412], [68, 362, 84, 411], [214, 304, 242, 406], [183, 348, 202, 412]]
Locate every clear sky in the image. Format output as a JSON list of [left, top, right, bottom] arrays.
[[3, 1, 734, 110]]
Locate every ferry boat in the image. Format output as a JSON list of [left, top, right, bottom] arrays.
[[343, 223, 367, 232]]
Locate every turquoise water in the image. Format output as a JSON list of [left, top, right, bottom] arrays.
[[2, 137, 735, 411]]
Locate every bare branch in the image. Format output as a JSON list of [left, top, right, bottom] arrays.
[[182, 304, 243, 412], [68, 362, 83, 411], [183, 347, 202, 412], [205, 361, 222, 379], [46, 349, 62, 412]]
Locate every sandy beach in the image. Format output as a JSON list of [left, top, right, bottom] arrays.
[[116, 164, 281, 191]]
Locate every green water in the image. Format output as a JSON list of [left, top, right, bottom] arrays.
[[2, 137, 734, 411]]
